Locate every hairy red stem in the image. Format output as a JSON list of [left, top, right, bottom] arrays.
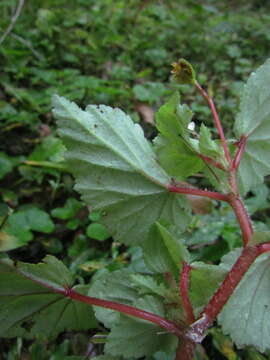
[[175, 338, 196, 360], [186, 244, 270, 342], [64, 288, 183, 337], [16, 267, 183, 338], [195, 81, 231, 165], [228, 194, 253, 246], [232, 136, 247, 170], [168, 184, 229, 202], [197, 153, 225, 171], [179, 262, 195, 324]]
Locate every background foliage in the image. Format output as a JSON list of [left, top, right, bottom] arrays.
[[1, 0, 270, 359]]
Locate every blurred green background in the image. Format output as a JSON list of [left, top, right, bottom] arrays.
[[1, 0, 270, 359]]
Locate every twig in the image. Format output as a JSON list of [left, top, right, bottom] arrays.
[[0, 0, 25, 45], [194, 81, 232, 165], [232, 136, 247, 170], [185, 243, 270, 343], [179, 262, 195, 324], [167, 184, 229, 202]]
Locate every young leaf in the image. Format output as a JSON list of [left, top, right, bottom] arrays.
[[0, 256, 97, 338], [234, 59, 270, 194], [218, 252, 270, 352], [142, 222, 189, 275], [130, 274, 169, 298], [154, 93, 204, 179], [7, 207, 55, 243], [51, 198, 83, 220], [199, 124, 224, 162], [53, 95, 191, 245], [105, 296, 177, 359]]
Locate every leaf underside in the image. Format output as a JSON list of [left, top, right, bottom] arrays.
[[218, 252, 270, 352], [234, 59, 270, 194], [0, 256, 97, 338], [53, 95, 191, 245]]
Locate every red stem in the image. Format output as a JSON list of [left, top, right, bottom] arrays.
[[185, 243, 270, 342], [197, 153, 226, 171], [232, 136, 247, 170], [168, 184, 229, 202], [175, 338, 196, 360], [15, 267, 184, 338], [179, 262, 195, 324], [227, 194, 253, 246], [195, 81, 231, 165], [66, 289, 182, 337]]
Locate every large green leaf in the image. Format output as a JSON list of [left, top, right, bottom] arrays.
[[105, 296, 178, 359], [234, 59, 270, 194], [53, 95, 191, 244], [218, 251, 270, 352], [0, 256, 97, 338]]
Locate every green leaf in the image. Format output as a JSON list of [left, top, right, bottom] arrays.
[[53, 95, 191, 245], [0, 220, 26, 252], [0, 256, 97, 339], [189, 262, 227, 316], [142, 222, 189, 275], [154, 93, 204, 179], [130, 274, 168, 298], [218, 252, 270, 352], [154, 136, 203, 180], [199, 124, 224, 161], [0, 152, 14, 179], [17, 255, 73, 290], [7, 207, 55, 243], [234, 59, 270, 194], [51, 198, 83, 220], [105, 296, 177, 359], [29, 135, 66, 163], [88, 269, 139, 328], [86, 223, 111, 241]]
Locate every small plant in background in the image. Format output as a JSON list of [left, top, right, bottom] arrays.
[[2, 58, 270, 360]]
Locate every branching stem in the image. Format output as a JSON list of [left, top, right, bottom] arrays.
[[185, 243, 270, 342], [63, 289, 184, 337], [168, 184, 229, 202], [195, 81, 232, 165]]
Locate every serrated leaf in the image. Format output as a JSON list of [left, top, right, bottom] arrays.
[[130, 274, 168, 298], [154, 93, 204, 179], [0, 257, 97, 338], [199, 124, 224, 161], [105, 296, 177, 359], [189, 262, 227, 316], [154, 135, 203, 180], [218, 252, 270, 352], [143, 222, 189, 275], [17, 255, 73, 290], [234, 59, 270, 194], [88, 269, 139, 328], [53, 95, 191, 245]]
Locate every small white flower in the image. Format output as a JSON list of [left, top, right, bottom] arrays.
[[188, 121, 195, 131]]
